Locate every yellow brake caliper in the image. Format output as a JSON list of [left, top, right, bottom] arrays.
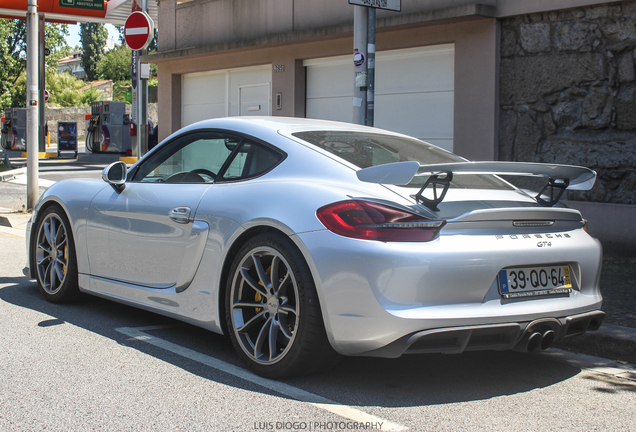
[[63, 245, 68, 275], [254, 265, 272, 314]]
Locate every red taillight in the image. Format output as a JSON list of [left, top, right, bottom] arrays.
[[316, 200, 446, 242]]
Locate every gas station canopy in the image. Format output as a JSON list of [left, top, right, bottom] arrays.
[[0, 0, 158, 26]]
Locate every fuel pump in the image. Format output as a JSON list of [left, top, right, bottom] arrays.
[[1, 112, 11, 150], [0, 108, 26, 151], [86, 101, 132, 154]]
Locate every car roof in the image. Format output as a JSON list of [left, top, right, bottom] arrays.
[[178, 116, 409, 138]]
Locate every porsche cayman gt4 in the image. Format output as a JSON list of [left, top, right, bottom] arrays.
[[25, 117, 604, 378]]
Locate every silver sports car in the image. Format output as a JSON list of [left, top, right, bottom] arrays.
[[25, 117, 604, 378]]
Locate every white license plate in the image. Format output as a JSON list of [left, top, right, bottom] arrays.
[[498, 265, 572, 299]]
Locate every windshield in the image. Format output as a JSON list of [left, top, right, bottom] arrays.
[[292, 131, 513, 190]]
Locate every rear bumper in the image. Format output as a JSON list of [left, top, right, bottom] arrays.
[[296, 227, 603, 356], [357, 310, 605, 358]]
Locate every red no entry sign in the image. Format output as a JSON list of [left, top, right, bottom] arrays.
[[124, 11, 154, 51]]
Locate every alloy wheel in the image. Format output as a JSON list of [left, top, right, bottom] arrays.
[[35, 213, 69, 295], [230, 247, 299, 365]]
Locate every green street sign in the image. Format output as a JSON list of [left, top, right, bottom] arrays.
[[125, 91, 133, 103], [59, 0, 104, 11]]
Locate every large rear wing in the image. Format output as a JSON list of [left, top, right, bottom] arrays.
[[356, 161, 596, 211]]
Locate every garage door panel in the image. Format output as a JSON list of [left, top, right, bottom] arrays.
[[306, 63, 351, 99], [182, 72, 226, 105], [306, 97, 352, 122], [376, 51, 454, 94], [375, 91, 453, 141], [182, 103, 227, 126], [305, 44, 455, 152]]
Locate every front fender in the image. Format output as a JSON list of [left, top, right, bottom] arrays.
[[29, 179, 109, 277]]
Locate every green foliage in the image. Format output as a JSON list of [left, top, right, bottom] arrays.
[[45, 69, 101, 107], [113, 81, 131, 102], [97, 45, 132, 81], [80, 23, 108, 81], [0, 19, 69, 110]]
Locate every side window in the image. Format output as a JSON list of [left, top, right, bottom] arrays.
[[131, 132, 284, 183], [221, 140, 284, 181], [133, 132, 239, 183]]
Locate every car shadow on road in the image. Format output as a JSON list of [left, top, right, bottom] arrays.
[[2, 277, 626, 409]]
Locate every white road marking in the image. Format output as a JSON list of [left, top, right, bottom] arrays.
[[116, 325, 408, 431]]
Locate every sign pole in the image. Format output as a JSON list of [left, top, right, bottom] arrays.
[[131, 49, 138, 157], [140, 0, 148, 156], [126, 2, 152, 158], [352, 5, 367, 126], [26, 0, 39, 210]]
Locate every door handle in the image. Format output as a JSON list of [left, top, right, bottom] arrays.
[[169, 206, 192, 224]]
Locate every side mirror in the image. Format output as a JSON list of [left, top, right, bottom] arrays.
[[102, 161, 127, 193]]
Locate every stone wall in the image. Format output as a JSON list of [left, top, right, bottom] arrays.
[[45, 103, 159, 144], [499, 1, 636, 204]]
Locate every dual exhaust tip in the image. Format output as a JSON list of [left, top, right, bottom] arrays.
[[514, 312, 605, 353], [526, 330, 555, 352], [514, 329, 556, 353]]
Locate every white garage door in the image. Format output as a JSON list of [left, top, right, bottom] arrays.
[[182, 65, 272, 127], [304, 44, 454, 151]]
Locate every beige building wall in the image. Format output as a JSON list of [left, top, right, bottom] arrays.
[[153, 14, 499, 161]]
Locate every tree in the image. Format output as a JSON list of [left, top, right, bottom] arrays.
[[0, 19, 69, 109], [97, 45, 132, 82], [80, 23, 108, 81], [45, 67, 101, 107]]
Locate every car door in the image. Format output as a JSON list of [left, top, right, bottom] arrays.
[[86, 131, 238, 288]]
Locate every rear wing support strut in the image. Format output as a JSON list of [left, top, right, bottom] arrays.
[[414, 172, 452, 212], [536, 178, 569, 207]]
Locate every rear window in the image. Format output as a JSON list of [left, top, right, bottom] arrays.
[[292, 131, 513, 190]]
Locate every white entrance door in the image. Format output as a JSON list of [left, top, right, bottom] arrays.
[[182, 65, 272, 126], [239, 83, 272, 116]]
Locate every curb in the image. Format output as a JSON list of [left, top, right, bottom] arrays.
[[0, 207, 32, 229], [540, 348, 636, 382], [0, 167, 27, 182], [594, 323, 636, 344]]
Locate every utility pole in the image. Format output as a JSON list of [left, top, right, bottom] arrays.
[[366, 7, 376, 127], [26, 0, 39, 209], [349, 0, 401, 126], [352, 5, 368, 126], [38, 14, 46, 152]]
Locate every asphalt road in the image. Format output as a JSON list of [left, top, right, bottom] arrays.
[[1, 156, 635, 431], [0, 158, 104, 211], [1, 221, 636, 431]]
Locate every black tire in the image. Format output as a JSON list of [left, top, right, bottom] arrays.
[[225, 233, 340, 378], [32, 205, 79, 303]]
